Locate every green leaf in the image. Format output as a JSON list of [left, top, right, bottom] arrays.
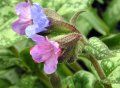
[[0, 48, 14, 57], [33, 0, 67, 11], [101, 50, 120, 75], [0, 18, 25, 48], [56, 0, 94, 36], [80, 8, 109, 35], [103, 0, 120, 29], [0, 1, 26, 48], [62, 76, 75, 88], [20, 48, 36, 72], [62, 70, 104, 88], [57, 0, 94, 15], [0, 0, 17, 27], [56, 0, 109, 35], [77, 57, 99, 79], [85, 37, 112, 60], [102, 33, 120, 49], [0, 49, 20, 70], [0, 69, 19, 84], [0, 79, 11, 88], [50, 0, 67, 11], [100, 50, 120, 88], [11, 76, 37, 88], [76, 17, 92, 36], [107, 66, 120, 88], [101, 59, 115, 76], [73, 70, 97, 88], [33, 0, 94, 36]]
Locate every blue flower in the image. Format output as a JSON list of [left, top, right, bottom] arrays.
[[26, 3, 49, 38], [12, 2, 49, 37]]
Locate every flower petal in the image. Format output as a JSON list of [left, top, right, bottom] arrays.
[[30, 45, 53, 63], [44, 54, 58, 74], [16, 2, 31, 21], [25, 24, 47, 38], [31, 3, 49, 28], [30, 34, 46, 43], [29, 35, 61, 74], [12, 19, 32, 35], [50, 41, 61, 55]]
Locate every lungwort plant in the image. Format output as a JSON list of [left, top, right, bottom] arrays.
[[0, 0, 120, 88]]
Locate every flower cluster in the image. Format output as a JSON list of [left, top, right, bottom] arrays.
[[12, 2, 49, 38], [12, 2, 61, 74]]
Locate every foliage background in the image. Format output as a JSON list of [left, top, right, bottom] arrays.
[[0, 0, 120, 88]]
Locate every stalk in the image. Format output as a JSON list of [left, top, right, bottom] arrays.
[[70, 10, 85, 26], [67, 62, 82, 72], [35, 65, 52, 88], [86, 54, 112, 88], [49, 73, 62, 88]]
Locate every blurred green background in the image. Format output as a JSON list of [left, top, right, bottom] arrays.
[[0, 0, 120, 88]]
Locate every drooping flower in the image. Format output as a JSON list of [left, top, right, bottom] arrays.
[[30, 34, 61, 74], [12, 2, 49, 37]]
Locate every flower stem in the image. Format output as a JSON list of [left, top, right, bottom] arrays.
[[70, 10, 85, 26], [67, 62, 82, 72], [86, 54, 112, 88], [35, 65, 52, 88], [49, 73, 62, 88], [60, 64, 73, 76]]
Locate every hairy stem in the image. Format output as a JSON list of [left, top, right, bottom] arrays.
[[35, 65, 52, 88], [60, 64, 73, 76], [87, 54, 112, 88], [49, 73, 62, 88], [87, 54, 106, 79], [70, 10, 85, 26], [67, 62, 82, 72]]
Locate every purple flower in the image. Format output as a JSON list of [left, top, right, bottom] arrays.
[[30, 35, 61, 74], [12, 2, 49, 37], [12, 2, 32, 35]]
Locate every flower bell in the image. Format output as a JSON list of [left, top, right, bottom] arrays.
[[30, 34, 61, 74]]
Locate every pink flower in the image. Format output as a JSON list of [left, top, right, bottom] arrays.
[[30, 35, 61, 74]]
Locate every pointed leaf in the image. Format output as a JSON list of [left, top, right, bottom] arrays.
[[102, 33, 120, 49], [73, 70, 98, 88], [103, 0, 120, 29], [85, 37, 112, 59], [0, 69, 19, 84]]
